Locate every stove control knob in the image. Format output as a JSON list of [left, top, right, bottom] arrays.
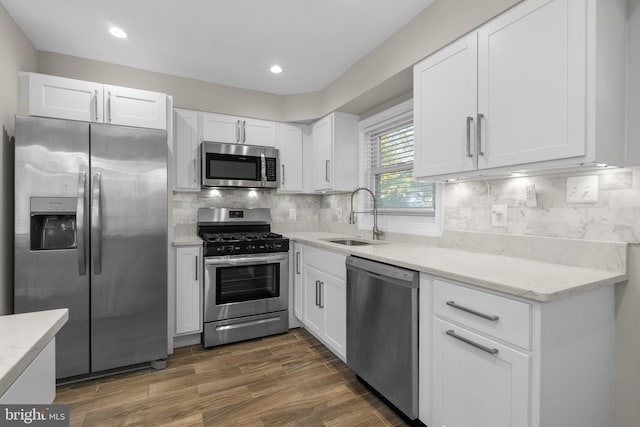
[[246, 244, 256, 252]]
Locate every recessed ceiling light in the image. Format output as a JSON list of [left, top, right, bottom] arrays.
[[270, 65, 283, 74], [109, 27, 127, 39]]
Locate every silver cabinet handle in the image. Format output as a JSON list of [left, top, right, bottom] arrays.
[[477, 113, 484, 156], [281, 164, 285, 185], [107, 91, 113, 122], [446, 329, 499, 355], [193, 158, 197, 183], [446, 300, 499, 321], [94, 90, 99, 121], [466, 116, 474, 158], [91, 172, 102, 274], [242, 120, 246, 143], [195, 255, 198, 281], [315, 280, 320, 306], [76, 171, 87, 275], [295, 251, 300, 275], [319, 281, 324, 308], [236, 120, 240, 143], [325, 160, 330, 182]]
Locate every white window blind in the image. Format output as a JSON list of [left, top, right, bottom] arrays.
[[362, 115, 435, 215]]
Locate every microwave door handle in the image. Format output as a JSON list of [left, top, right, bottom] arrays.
[[76, 171, 87, 275], [91, 172, 102, 275], [261, 153, 266, 185]]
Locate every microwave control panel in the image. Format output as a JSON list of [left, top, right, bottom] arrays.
[[265, 158, 277, 182]]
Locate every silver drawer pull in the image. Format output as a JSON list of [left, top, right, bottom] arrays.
[[446, 300, 499, 321], [446, 329, 499, 355]]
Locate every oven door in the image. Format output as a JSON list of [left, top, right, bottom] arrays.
[[204, 252, 289, 322]]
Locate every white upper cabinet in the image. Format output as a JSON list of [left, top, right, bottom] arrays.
[[277, 123, 304, 192], [20, 72, 167, 130], [414, 33, 478, 178], [20, 73, 103, 123], [201, 112, 277, 147], [174, 108, 201, 191], [311, 112, 358, 192], [103, 85, 167, 130], [413, 0, 627, 180], [476, 0, 586, 169]]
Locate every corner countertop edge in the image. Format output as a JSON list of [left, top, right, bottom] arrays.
[[0, 308, 69, 397]]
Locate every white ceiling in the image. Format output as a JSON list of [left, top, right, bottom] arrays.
[[1, 0, 434, 95]]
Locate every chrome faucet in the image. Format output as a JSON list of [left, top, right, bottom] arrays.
[[349, 187, 383, 240]]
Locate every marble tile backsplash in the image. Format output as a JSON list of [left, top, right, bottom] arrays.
[[172, 167, 638, 271], [442, 167, 640, 244], [172, 189, 325, 233]]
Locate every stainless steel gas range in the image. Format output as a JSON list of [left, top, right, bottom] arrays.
[[198, 208, 289, 347]]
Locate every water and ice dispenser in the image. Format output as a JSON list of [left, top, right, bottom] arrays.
[[30, 197, 77, 250]]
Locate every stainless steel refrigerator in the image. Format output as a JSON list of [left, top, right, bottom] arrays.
[[14, 115, 168, 380]]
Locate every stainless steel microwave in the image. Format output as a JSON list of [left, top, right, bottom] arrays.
[[201, 141, 278, 188]]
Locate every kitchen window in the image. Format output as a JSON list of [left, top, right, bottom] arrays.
[[358, 99, 441, 235]]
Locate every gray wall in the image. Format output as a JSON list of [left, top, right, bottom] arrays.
[[0, 4, 37, 315]]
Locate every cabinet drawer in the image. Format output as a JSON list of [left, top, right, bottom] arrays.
[[433, 280, 531, 349], [303, 246, 346, 281]]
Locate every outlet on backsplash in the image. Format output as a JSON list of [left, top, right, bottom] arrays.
[[567, 175, 599, 204], [289, 208, 297, 221], [491, 205, 508, 227]]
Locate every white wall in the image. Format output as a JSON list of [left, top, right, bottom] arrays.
[[0, 4, 37, 315]]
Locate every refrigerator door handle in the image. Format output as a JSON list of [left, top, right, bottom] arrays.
[[91, 172, 102, 274], [76, 171, 87, 275]]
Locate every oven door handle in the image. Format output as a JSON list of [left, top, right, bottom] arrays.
[[205, 254, 288, 266]]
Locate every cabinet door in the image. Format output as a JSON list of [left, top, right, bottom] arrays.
[[242, 118, 277, 147], [312, 115, 333, 191], [413, 33, 478, 178], [104, 85, 167, 130], [477, 0, 587, 169], [293, 245, 304, 322], [201, 113, 241, 143], [302, 267, 324, 336], [278, 124, 304, 192], [22, 73, 103, 122], [322, 275, 346, 360], [175, 246, 202, 335], [432, 318, 530, 427], [174, 109, 200, 190]]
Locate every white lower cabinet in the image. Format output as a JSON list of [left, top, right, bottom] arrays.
[[300, 244, 347, 361], [292, 243, 304, 323], [420, 274, 615, 427], [432, 318, 530, 427], [175, 245, 202, 335]]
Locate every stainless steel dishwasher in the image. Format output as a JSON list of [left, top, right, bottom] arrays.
[[346, 256, 419, 421]]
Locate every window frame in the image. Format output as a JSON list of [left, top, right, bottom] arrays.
[[358, 99, 442, 236]]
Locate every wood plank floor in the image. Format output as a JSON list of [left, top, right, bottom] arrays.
[[55, 328, 409, 426]]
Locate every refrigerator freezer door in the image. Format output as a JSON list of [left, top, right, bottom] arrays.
[[14, 116, 91, 379], [89, 124, 168, 371]]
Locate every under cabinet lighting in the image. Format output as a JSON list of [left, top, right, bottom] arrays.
[[270, 65, 283, 74], [109, 27, 127, 39]]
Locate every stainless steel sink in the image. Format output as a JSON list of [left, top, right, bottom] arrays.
[[323, 238, 378, 246]]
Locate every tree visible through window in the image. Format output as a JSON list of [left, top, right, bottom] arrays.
[[368, 121, 434, 213]]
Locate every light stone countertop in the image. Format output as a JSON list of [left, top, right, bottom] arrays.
[[0, 309, 68, 397], [172, 236, 203, 247], [285, 231, 628, 302]]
